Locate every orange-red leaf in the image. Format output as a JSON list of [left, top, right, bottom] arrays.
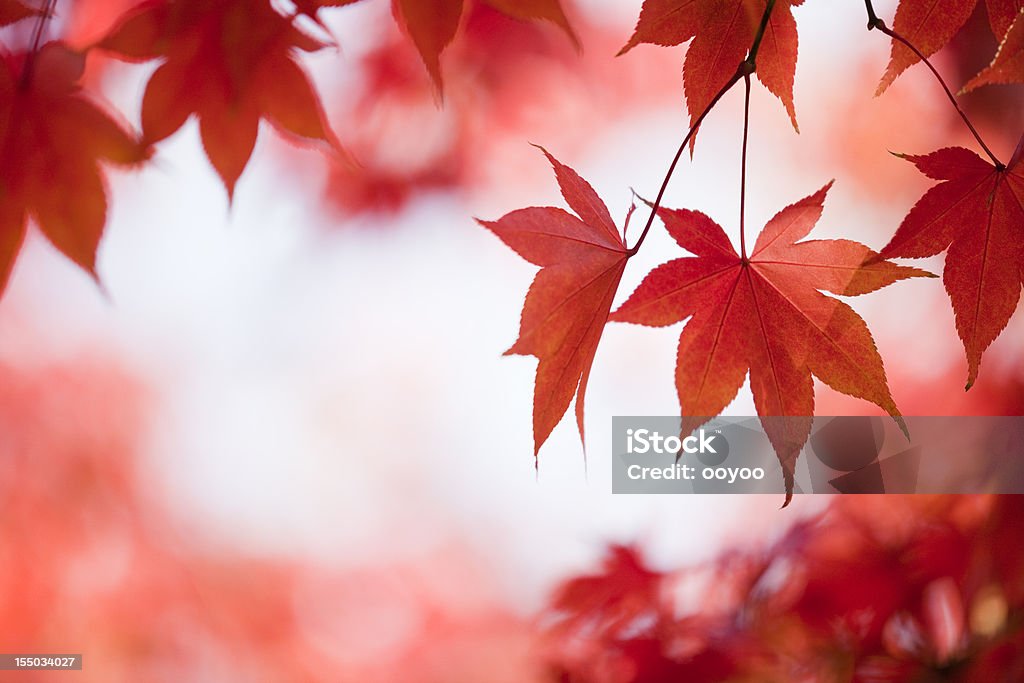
[[99, 0, 344, 198], [987, 0, 1024, 39], [479, 148, 630, 455], [393, 0, 462, 94], [880, 146, 1024, 389], [876, 0, 1021, 94], [619, 0, 802, 138], [962, 9, 1024, 91], [611, 184, 928, 503], [0, 0, 37, 26], [392, 0, 578, 92], [551, 545, 662, 637], [0, 43, 147, 295], [293, 0, 365, 14], [484, 0, 580, 49]]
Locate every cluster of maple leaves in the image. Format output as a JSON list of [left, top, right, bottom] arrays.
[[1, 0, 1023, 495], [481, 0, 1024, 499], [0, 0, 581, 290], [544, 495, 1024, 682]]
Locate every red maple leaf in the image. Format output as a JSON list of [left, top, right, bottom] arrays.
[[618, 0, 803, 136], [98, 0, 345, 198], [0, 0, 38, 26], [292, 0, 365, 13], [880, 145, 1024, 389], [962, 8, 1024, 91], [610, 184, 929, 502], [478, 148, 631, 455], [0, 42, 148, 295], [876, 0, 1023, 94], [290, 0, 365, 30], [390, 0, 578, 93], [551, 545, 664, 637]]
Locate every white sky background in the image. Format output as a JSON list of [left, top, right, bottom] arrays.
[[2, 0, 1020, 609]]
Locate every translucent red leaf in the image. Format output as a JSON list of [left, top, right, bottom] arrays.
[[392, 0, 579, 93], [986, 0, 1024, 40], [619, 0, 802, 141], [393, 0, 463, 94], [0, 0, 37, 26], [99, 0, 345, 198], [881, 146, 1024, 389], [483, 0, 580, 49], [551, 545, 663, 636], [0, 42, 147, 295], [962, 9, 1024, 91], [611, 184, 928, 503], [478, 148, 630, 456], [876, 0, 1020, 94]]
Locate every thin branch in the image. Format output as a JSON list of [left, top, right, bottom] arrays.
[[739, 73, 752, 261], [863, 0, 1004, 169], [628, 0, 777, 255], [862, 0, 881, 29], [1010, 133, 1024, 169], [627, 70, 742, 255], [747, 0, 778, 63]]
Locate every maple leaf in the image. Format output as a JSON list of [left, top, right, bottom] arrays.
[[290, 0, 365, 30], [876, 0, 1024, 94], [0, 0, 38, 26], [618, 0, 803, 136], [293, 0, 365, 14], [962, 9, 1024, 91], [551, 545, 663, 637], [98, 0, 345, 199], [880, 146, 1024, 389], [391, 0, 578, 93], [0, 42, 148, 295], [478, 148, 630, 455], [610, 184, 929, 502]]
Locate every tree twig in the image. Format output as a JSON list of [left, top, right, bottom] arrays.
[[628, 0, 777, 255], [863, 0, 1004, 169], [739, 73, 753, 260]]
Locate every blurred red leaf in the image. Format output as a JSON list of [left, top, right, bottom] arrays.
[[962, 9, 1024, 91], [619, 0, 803, 138], [317, 1, 664, 218], [880, 145, 1024, 389], [98, 0, 345, 198], [546, 497, 1024, 682], [0, 0, 37, 26], [391, 0, 578, 92], [0, 42, 147, 294], [877, 0, 1022, 94], [479, 148, 631, 454], [293, 0, 365, 15], [611, 185, 928, 502], [552, 546, 663, 637]]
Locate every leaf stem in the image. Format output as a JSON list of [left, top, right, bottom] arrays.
[[628, 0, 776, 256], [739, 73, 752, 261], [627, 71, 741, 255], [20, 0, 59, 90], [863, 0, 1004, 169], [1009, 133, 1024, 169]]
